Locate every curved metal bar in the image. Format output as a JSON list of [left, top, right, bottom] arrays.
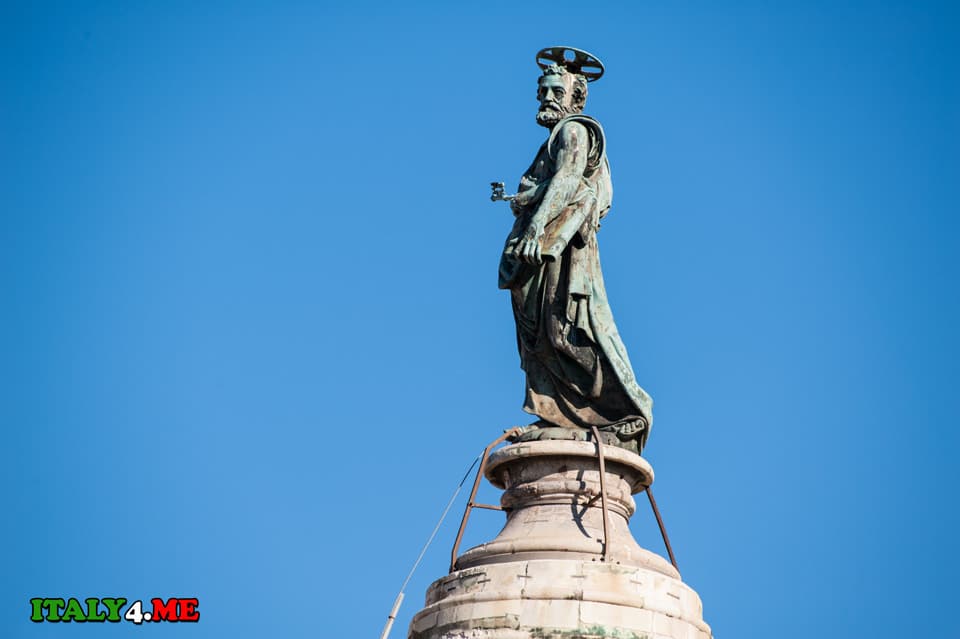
[[589, 426, 611, 562], [646, 487, 679, 573], [449, 429, 521, 572]]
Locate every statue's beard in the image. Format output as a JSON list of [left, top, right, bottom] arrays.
[[536, 102, 571, 128]]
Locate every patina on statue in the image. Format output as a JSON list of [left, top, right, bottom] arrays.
[[496, 47, 653, 454]]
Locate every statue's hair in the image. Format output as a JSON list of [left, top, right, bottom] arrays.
[[539, 63, 588, 111]]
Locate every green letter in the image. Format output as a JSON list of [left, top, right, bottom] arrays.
[[101, 598, 127, 623], [44, 598, 66, 622], [30, 598, 44, 622], [85, 598, 106, 622], [62, 598, 86, 622]]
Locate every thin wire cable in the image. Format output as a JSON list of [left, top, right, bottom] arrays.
[[399, 453, 481, 593], [380, 452, 483, 639]]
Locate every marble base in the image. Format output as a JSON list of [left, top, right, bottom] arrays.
[[408, 440, 712, 639]]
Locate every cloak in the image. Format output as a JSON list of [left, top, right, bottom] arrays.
[[499, 115, 653, 449]]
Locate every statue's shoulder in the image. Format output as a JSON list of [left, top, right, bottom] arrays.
[[548, 114, 606, 176]]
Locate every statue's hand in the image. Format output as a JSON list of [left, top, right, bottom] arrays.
[[513, 218, 545, 264], [512, 184, 543, 211]]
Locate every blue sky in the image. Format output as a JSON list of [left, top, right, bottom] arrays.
[[2, 1, 958, 637]]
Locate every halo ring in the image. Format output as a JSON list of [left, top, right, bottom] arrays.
[[535, 46, 605, 82]]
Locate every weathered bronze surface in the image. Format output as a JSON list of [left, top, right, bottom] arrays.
[[495, 46, 653, 454]]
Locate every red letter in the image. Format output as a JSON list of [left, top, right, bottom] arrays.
[[150, 598, 179, 622], [178, 598, 199, 622]]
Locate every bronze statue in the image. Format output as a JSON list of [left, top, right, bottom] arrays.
[[493, 47, 653, 454]]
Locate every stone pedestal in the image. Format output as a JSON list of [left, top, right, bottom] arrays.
[[408, 440, 712, 639]]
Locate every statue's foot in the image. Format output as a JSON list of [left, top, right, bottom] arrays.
[[508, 423, 605, 445], [505, 420, 553, 442], [506, 419, 648, 455], [596, 418, 648, 455], [605, 417, 647, 441]]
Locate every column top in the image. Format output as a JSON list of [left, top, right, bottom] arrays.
[[485, 439, 655, 493]]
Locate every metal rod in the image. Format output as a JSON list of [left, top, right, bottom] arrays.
[[589, 426, 611, 562], [646, 487, 679, 572], [470, 503, 504, 511], [378, 592, 404, 639], [449, 429, 519, 572]]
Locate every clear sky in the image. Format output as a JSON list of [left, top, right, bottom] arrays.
[[2, 1, 958, 637]]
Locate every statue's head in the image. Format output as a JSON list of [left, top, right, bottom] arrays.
[[536, 64, 588, 129]]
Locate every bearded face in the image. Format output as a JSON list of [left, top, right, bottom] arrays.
[[536, 73, 578, 128]]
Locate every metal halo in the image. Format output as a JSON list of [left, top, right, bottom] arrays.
[[535, 46, 605, 82]]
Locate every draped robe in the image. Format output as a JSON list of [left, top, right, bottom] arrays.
[[499, 115, 653, 450]]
